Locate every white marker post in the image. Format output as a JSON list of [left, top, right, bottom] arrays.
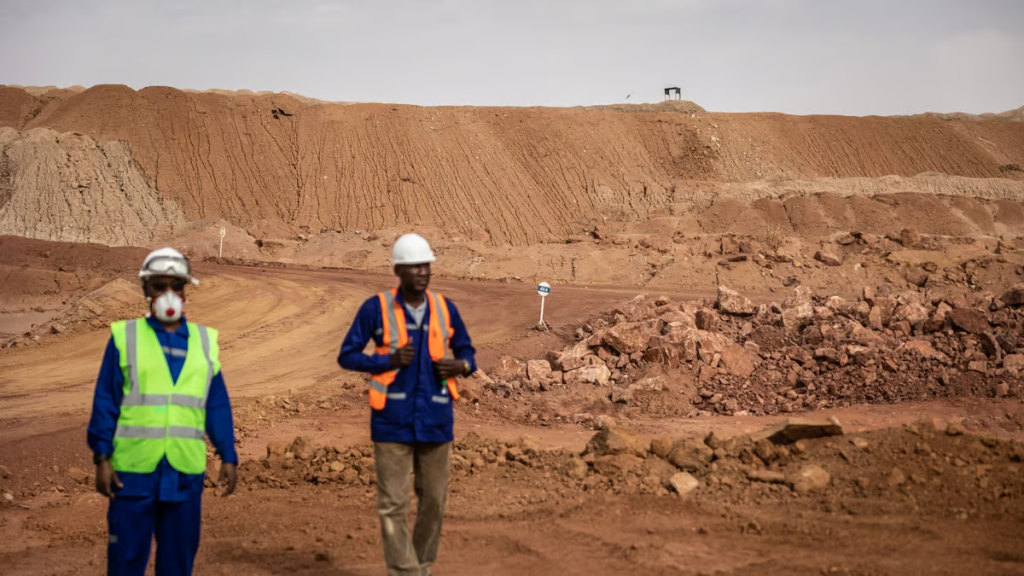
[[219, 227, 226, 257], [537, 282, 551, 329]]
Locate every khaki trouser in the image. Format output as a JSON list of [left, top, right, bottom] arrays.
[[374, 442, 451, 576]]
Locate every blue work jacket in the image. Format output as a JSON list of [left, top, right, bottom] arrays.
[[338, 290, 476, 443]]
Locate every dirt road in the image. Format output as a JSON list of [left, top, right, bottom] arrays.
[[0, 262, 703, 441]]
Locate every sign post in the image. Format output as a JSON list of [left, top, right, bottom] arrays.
[[536, 282, 551, 329], [219, 227, 226, 257]]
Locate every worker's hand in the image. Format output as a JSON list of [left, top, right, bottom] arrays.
[[435, 358, 467, 380], [389, 344, 415, 369], [95, 460, 122, 499], [217, 462, 237, 497]]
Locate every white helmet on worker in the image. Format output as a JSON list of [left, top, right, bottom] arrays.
[[391, 233, 436, 266], [138, 247, 199, 287]]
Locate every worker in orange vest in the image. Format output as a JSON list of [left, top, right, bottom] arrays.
[[338, 233, 476, 576]]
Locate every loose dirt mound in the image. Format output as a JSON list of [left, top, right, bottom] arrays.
[[0, 128, 185, 245], [1, 85, 1023, 248], [0, 236, 148, 314], [243, 420, 1024, 522]]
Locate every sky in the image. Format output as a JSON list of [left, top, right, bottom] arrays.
[[1, 0, 1021, 115]]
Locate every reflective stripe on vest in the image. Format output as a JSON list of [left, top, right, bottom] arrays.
[[109, 319, 220, 475], [369, 289, 459, 410]]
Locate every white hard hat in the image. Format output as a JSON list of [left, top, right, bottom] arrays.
[[391, 233, 436, 266], [139, 247, 199, 286]]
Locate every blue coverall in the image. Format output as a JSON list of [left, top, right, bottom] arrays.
[[87, 316, 237, 576]]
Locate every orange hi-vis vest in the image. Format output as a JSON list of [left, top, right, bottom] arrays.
[[370, 289, 460, 410]]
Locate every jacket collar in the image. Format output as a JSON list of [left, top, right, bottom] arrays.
[[145, 315, 189, 336], [393, 288, 429, 310]]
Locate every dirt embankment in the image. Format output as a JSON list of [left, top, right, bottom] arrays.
[[0, 128, 185, 245], [1, 85, 1023, 250]]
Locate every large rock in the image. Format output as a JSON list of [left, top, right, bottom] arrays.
[[825, 296, 847, 311], [643, 346, 680, 368], [871, 297, 898, 322], [949, 308, 989, 334], [661, 310, 696, 327], [815, 250, 843, 267], [783, 286, 813, 309], [593, 454, 644, 476], [757, 416, 844, 445], [695, 308, 718, 331], [900, 340, 951, 365], [867, 306, 884, 330], [669, 472, 700, 496], [667, 439, 714, 471], [906, 268, 929, 287], [586, 425, 648, 458], [717, 286, 756, 315], [981, 332, 1002, 360], [641, 317, 666, 336], [610, 385, 637, 404], [527, 360, 552, 382], [788, 465, 831, 494], [554, 341, 592, 372], [900, 227, 921, 248], [696, 331, 732, 364], [564, 365, 611, 386], [491, 355, 526, 380], [1001, 284, 1024, 306], [925, 302, 953, 333], [663, 324, 699, 360], [892, 302, 929, 327], [850, 325, 884, 347], [288, 436, 313, 457], [845, 301, 871, 320], [650, 435, 674, 458], [781, 303, 814, 329], [719, 344, 759, 377], [603, 322, 653, 355], [1003, 354, 1024, 373]]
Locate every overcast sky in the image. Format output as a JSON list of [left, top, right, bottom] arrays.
[[1, 0, 1021, 115]]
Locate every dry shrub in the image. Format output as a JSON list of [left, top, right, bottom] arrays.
[[761, 222, 786, 253]]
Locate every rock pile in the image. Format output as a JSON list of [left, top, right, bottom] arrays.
[[246, 436, 378, 489], [240, 419, 1024, 518], [479, 282, 1024, 417]]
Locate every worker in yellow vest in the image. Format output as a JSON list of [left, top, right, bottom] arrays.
[[86, 248, 237, 576], [338, 233, 476, 576]]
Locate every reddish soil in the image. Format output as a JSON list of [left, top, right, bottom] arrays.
[[2, 83, 1024, 574], [2, 240, 1024, 575]]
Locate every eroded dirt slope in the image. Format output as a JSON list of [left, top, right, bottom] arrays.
[[0, 128, 185, 245], [2, 85, 1023, 248]]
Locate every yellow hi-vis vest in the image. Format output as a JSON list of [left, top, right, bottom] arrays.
[[370, 289, 460, 410], [109, 318, 220, 475]]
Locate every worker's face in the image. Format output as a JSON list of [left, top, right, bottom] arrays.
[[395, 263, 431, 293], [143, 275, 187, 300]]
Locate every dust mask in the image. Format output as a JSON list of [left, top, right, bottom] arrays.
[[151, 291, 184, 323]]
